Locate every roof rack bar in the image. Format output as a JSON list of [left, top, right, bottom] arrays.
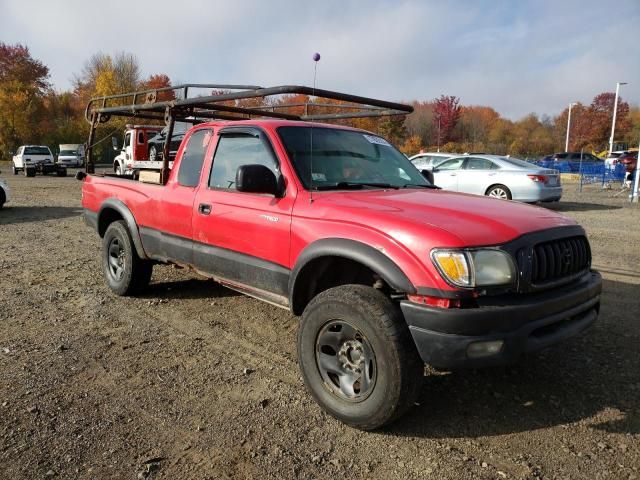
[[302, 109, 408, 121], [86, 84, 413, 123]]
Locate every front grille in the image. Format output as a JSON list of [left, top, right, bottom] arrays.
[[530, 236, 590, 285]]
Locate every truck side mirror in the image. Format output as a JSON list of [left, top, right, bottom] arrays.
[[112, 137, 119, 151], [421, 169, 435, 184], [236, 164, 278, 195]]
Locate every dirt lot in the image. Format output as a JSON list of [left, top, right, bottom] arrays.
[[1, 169, 639, 480]]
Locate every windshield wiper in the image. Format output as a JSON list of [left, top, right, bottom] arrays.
[[313, 182, 400, 191], [402, 183, 441, 189]]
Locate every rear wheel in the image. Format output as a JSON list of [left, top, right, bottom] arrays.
[[56, 168, 67, 177], [0, 189, 5, 209], [486, 184, 512, 200], [102, 220, 153, 296], [25, 167, 36, 177], [298, 285, 423, 430]]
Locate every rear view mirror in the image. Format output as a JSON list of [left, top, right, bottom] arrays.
[[236, 164, 278, 195], [111, 137, 119, 151]]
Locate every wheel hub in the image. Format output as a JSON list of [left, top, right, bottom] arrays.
[[315, 320, 377, 402], [338, 340, 364, 373]]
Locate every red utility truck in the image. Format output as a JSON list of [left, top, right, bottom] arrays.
[[79, 84, 602, 430], [112, 125, 163, 176]]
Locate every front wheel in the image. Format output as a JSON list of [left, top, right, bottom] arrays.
[[486, 184, 512, 200], [298, 285, 423, 430], [102, 220, 153, 296], [12, 164, 18, 175], [115, 163, 124, 176]]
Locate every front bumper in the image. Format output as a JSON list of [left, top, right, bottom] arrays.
[[401, 271, 601, 369]]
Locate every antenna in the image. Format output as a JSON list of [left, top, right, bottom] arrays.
[[309, 52, 320, 203]]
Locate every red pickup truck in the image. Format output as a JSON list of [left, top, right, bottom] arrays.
[[80, 115, 601, 430]]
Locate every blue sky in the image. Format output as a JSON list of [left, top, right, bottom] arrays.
[[1, 0, 638, 119]]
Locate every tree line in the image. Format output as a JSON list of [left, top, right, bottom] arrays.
[[1, 42, 638, 161]]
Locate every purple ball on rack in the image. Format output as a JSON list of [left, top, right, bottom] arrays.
[[312, 53, 321, 62]]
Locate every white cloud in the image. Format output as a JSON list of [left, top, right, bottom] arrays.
[[1, 0, 638, 119]]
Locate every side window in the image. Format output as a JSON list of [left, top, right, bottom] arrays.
[[436, 157, 465, 170], [137, 131, 145, 144], [209, 134, 278, 190], [124, 132, 132, 148], [465, 157, 495, 170], [178, 129, 213, 187]]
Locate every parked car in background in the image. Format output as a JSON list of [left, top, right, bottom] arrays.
[[12, 145, 66, 177], [147, 122, 190, 161], [431, 154, 562, 202], [57, 144, 85, 167], [409, 152, 457, 170], [541, 152, 603, 164], [604, 150, 630, 169], [619, 152, 638, 185], [0, 171, 10, 209]]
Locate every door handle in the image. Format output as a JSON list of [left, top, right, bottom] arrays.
[[198, 203, 212, 215]]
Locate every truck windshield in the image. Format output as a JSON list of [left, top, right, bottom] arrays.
[[24, 147, 51, 155], [59, 150, 77, 156], [277, 126, 430, 190]]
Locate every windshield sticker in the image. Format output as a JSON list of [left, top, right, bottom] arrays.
[[363, 134, 391, 146], [312, 172, 327, 181]]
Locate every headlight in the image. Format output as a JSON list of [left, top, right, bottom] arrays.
[[431, 249, 516, 288]]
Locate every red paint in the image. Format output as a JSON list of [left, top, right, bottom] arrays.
[[82, 120, 578, 295]]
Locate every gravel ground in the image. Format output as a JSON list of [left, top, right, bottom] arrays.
[[0, 169, 639, 480]]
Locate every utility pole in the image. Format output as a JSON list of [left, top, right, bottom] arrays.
[[565, 102, 577, 152], [608, 82, 627, 155]]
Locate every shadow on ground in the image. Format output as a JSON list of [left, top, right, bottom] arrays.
[[142, 278, 241, 300], [383, 277, 640, 438], [0, 206, 82, 225], [542, 201, 622, 212]]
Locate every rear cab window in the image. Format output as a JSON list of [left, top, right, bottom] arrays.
[[177, 128, 213, 187]]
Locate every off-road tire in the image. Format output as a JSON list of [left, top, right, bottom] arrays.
[[102, 220, 153, 296], [298, 285, 423, 430], [486, 184, 512, 200]]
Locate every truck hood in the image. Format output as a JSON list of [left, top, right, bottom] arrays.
[[312, 188, 576, 246]]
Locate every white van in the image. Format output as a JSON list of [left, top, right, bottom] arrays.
[[58, 144, 85, 167]]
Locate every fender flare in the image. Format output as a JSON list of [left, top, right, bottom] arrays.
[[98, 198, 147, 259], [288, 238, 416, 314]]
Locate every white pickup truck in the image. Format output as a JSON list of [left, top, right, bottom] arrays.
[[12, 145, 67, 177]]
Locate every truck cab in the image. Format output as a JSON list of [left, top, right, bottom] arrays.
[[113, 125, 163, 176]]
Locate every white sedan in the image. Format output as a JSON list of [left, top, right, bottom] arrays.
[[431, 154, 562, 203]]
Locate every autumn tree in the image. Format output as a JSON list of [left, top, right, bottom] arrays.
[[433, 95, 461, 146], [141, 74, 175, 101], [0, 43, 50, 155], [588, 92, 631, 150], [404, 101, 435, 147]]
